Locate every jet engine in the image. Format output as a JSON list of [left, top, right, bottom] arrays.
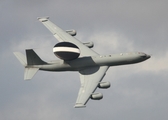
[[53, 42, 80, 61], [98, 81, 111, 89], [66, 29, 77, 36], [91, 93, 103, 100], [83, 42, 94, 48]]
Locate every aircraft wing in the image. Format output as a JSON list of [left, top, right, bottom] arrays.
[[38, 17, 98, 57], [75, 66, 109, 108], [38, 17, 108, 108]]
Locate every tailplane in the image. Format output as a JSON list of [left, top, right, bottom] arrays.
[[13, 52, 27, 66], [24, 67, 39, 80], [14, 49, 47, 80]]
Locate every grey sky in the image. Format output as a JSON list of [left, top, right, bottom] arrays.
[[1, 0, 168, 120]]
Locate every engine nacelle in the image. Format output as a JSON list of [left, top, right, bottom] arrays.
[[98, 81, 111, 89], [53, 42, 80, 61], [83, 42, 94, 48], [91, 93, 103, 100], [66, 29, 77, 36]]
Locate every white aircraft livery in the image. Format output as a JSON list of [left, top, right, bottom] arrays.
[[14, 17, 150, 108]]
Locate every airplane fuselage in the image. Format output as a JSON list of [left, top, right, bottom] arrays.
[[30, 52, 150, 72], [14, 17, 151, 107]]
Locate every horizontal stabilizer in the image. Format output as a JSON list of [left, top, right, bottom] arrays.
[[24, 67, 39, 80], [13, 52, 27, 66]]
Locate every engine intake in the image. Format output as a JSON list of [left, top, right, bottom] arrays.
[[98, 82, 111, 89], [83, 42, 94, 48], [66, 29, 77, 36], [91, 93, 103, 100]]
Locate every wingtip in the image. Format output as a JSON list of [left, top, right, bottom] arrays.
[[37, 16, 49, 22], [74, 103, 86, 108]]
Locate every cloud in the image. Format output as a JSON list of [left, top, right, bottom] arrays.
[[87, 31, 134, 53], [139, 52, 168, 72], [1, 0, 168, 120], [11, 36, 56, 61]]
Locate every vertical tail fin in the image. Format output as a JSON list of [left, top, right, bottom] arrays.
[[14, 49, 47, 80], [26, 49, 47, 65]]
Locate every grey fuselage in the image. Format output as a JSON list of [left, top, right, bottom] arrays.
[[29, 52, 150, 72]]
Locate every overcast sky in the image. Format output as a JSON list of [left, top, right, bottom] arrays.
[[1, 0, 168, 120]]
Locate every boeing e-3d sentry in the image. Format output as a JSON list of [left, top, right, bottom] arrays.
[[14, 17, 150, 108]]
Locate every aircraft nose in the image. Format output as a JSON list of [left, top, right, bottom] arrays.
[[138, 52, 151, 59], [146, 54, 151, 59]]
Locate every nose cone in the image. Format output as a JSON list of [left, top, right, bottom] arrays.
[[146, 54, 151, 59], [140, 53, 151, 60]]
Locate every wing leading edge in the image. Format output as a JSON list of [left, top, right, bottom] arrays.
[[75, 66, 109, 108], [38, 17, 109, 108], [38, 17, 98, 57]]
